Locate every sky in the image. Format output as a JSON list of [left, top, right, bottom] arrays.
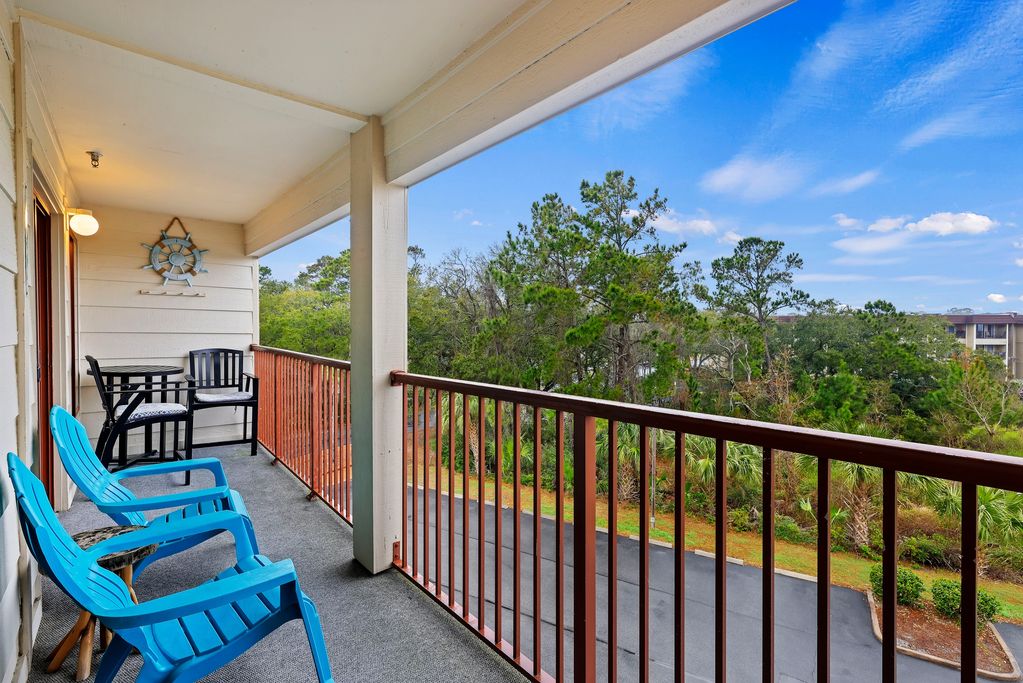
[[260, 0, 1023, 313]]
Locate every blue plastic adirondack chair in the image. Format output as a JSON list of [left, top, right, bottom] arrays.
[[49, 405, 258, 575], [8, 453, 335, 683]]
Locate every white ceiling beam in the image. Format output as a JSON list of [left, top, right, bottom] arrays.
[[16, 7, 369, 124], [383, 0, 792, 185]]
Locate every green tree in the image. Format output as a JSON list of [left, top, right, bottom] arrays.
[[696, 237, 810, 370]]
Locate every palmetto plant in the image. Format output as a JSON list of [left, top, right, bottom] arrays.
[[922, 480, 1023, 575]]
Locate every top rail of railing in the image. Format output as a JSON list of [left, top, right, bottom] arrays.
[[391, 369, 1023, 490], [251, 345, 352, 370]]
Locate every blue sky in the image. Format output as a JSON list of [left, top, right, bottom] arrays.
[[261, 0, 1023, 313]]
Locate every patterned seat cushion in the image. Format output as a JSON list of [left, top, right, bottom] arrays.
[[72, 525, 158, 571], [114, 402, 187, 422], [195, 391, 253, 403]]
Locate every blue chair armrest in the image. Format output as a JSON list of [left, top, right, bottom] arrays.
[[95, 485, 232, 513], [98, 560, 297, 628], [82, 511, 256, 562], [111, 458, 228, 487]]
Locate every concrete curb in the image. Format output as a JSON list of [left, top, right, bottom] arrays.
[[865, 591, 1021, 681]]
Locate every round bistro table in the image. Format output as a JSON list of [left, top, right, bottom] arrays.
[[46, 525, 157, 681], [88, 363, 185, 469]]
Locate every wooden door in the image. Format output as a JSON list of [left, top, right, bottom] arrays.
[[34, 199, 54, 500]]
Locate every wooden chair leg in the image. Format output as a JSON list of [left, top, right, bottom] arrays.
[[75, 616, 97, 681], [250, 403, 259, 456], [46, 610, 91, 672], [100, 623, 113, 651]]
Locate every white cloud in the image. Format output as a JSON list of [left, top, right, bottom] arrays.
[[832, 231, 915, 255], [867, 216, 909, 233], [810, 169, 880, 196], [832, 255, 906, 267], [632, 208, 719, 236], [718, 230, 742, 245], [988, 293, 1008, 303], [700, 154, 808, 202], [894, 275, 978, 286], [832, 213, 861, 229], [906, 212, 997, 235], [1015, 258, 1023, 267], [880, 1, 1023, 112], [899, 106, 1017, 150], [580, 51, 715, 138], [795, 273, 873, 283], [470, 220, 483, 227], [453, 209, 473, 220]]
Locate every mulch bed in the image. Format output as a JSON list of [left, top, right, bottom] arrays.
[[871, 600, 1014, 675]]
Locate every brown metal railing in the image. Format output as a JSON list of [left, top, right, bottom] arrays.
[[391, 369, 1023, 683], [252, 345, 352, 524]]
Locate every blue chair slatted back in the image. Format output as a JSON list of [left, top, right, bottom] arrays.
[[7, 453, 133, 615], [49, 405, 145, 526]]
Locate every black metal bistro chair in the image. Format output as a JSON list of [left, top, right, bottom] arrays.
[[185, 349, 260, 482], [85, 355, 190, 469]]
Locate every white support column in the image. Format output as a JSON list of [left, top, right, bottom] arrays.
[[350, 116, 408, 573]]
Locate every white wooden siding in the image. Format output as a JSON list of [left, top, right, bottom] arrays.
[[77, 204, 259, 449]]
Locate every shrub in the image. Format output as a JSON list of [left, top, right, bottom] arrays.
[[728, 507, 758, 533], [931, 579, 1002, 623], [988, 546, 1023, 582], [775, 515, 813, 545], [899, 535, 960, 570], [869, 564, 925, 608]]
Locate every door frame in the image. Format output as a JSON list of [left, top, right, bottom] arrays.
[[31, 162, 75, 511], [32, 194, 54, 500]]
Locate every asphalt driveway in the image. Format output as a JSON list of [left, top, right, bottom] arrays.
[[408, 487, 1023, 681]]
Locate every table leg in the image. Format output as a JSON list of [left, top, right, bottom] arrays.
[[75, 616, 96, 681], [46, 610, 91, 672], [119, 566, 139, 604]]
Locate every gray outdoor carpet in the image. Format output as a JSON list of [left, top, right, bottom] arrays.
[[26, 444, 522, 683]]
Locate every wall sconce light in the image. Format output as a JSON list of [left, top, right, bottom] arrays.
[[69, 208, 99, 236]]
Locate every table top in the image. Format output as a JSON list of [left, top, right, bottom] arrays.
[[72, 525, 158, 571], [87, 364, 184, 377]]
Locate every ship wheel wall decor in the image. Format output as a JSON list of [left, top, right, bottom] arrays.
[[141, 217, 208, 287]]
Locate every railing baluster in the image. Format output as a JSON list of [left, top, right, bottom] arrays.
[[818, 457, 831, 682], [345, 368, 351, 518], [412, 387, 419, 579], [435, 388, 443, 597], [449, 390, 456, 608], [436, 389, 443, 597], [962, 482, 978, 683], [533, 406, 542, 677], [556, 411, 565, 683], [572, 412, 597, 682], [512, 402, 522, 660], [401, 383, 408, 567], [641, 425, 651, 683], [478, 396, 487, 633], [495, 399, 503, 644], [715, 438, 727, 683], [424, 389, 431, 588], [463, 392, 470, 619], [763, 447, 774, 683], [675, 431, 686, 683], [608, 420, 618, 682], [882, 468, 896, 683]]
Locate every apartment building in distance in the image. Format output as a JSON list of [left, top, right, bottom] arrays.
[[945, 313, 1023, 377]]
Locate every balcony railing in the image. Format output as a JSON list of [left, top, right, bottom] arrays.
[[252, 345, 352, 524], [252, 346, 1023, 682]]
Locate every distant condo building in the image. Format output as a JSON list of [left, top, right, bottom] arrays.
[[944, 313, 1023, 377]]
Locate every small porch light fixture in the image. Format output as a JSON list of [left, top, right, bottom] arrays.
[[68, 208, 99, 236]]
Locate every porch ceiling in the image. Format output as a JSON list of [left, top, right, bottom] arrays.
[[14, 0, 526, 223]]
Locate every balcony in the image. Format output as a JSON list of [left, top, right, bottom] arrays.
[[200, 346, 1023, 682]]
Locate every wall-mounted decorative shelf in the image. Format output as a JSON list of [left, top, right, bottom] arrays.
[[139, 288, 206, 297]]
